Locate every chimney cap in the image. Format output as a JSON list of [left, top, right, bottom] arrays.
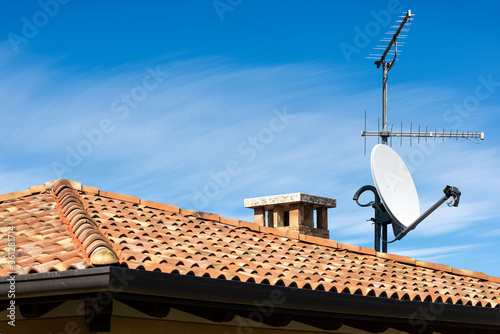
[[244, 192, 336, 209]]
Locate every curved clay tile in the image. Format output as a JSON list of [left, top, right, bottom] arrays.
[[51, 179, 119, 266]]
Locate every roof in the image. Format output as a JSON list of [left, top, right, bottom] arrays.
[[1, 179, 500, 309]]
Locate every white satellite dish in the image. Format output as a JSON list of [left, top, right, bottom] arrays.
[[354, 144, 461, 252], [370, 144, 420, 229]]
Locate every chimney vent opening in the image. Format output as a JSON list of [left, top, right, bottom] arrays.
[[244, 193, 336, 239]]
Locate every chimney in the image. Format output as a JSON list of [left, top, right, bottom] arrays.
[[244, 193, 336, 239]]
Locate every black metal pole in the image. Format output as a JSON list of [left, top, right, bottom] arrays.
[[382, 223, 388, 253], [375, 221, 381, 252]]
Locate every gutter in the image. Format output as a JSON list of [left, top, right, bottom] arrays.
[[1, 267, 499, 330]]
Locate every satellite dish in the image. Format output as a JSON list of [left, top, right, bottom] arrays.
[[371, 144, 420, 229], [353, 144, 462, 253]]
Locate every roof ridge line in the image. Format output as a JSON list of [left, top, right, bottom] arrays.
[[0, 179, 82, 202], [0, 185, 47, 202], [50, 179, 120, 266]]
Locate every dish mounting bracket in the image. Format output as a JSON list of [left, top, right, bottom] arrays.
[[353, 185, 461, 252]]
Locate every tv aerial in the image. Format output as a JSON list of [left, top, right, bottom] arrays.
[[363, 10, 484, 153], [354, 10, 478, 252]]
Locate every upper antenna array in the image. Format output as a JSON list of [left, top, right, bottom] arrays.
[[362, 10, 484, 151], [367, 10, 412, 69]]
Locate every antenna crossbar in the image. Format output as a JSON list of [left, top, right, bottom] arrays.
[[362, 131, 484, 140]]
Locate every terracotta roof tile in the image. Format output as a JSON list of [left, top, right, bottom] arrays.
[[81, 185, 99, 195], [0, 190, 87, 276], [1, 179, 500, 309], [0, 189, 31, 202], [45, 179, 82, 191], [140, 199, 180, 213], [28, 185, 45, 194], [98, 190, 140, 204]]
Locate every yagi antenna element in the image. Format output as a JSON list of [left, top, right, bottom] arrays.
[[374, 9, 412, 146], [362, 10, 484, 149]]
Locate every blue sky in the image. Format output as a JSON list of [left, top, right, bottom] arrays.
[[1, 1, 499, 276]]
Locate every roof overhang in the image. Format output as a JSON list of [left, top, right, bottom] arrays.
[[1, 267, 500, 332]]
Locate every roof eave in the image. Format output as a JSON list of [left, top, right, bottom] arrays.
[[1, 267, 500, 330]]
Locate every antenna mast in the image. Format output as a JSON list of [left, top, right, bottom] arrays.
[[377, 9, 411, 145], [357, 10, 484, 252], [363, 10, 484, 147]]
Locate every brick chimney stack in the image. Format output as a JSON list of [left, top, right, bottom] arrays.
[[244, 193, 336, 239]]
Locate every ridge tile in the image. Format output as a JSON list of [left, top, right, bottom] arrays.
[[98, 190, 140, 204], [140, 199, 179, 213]]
